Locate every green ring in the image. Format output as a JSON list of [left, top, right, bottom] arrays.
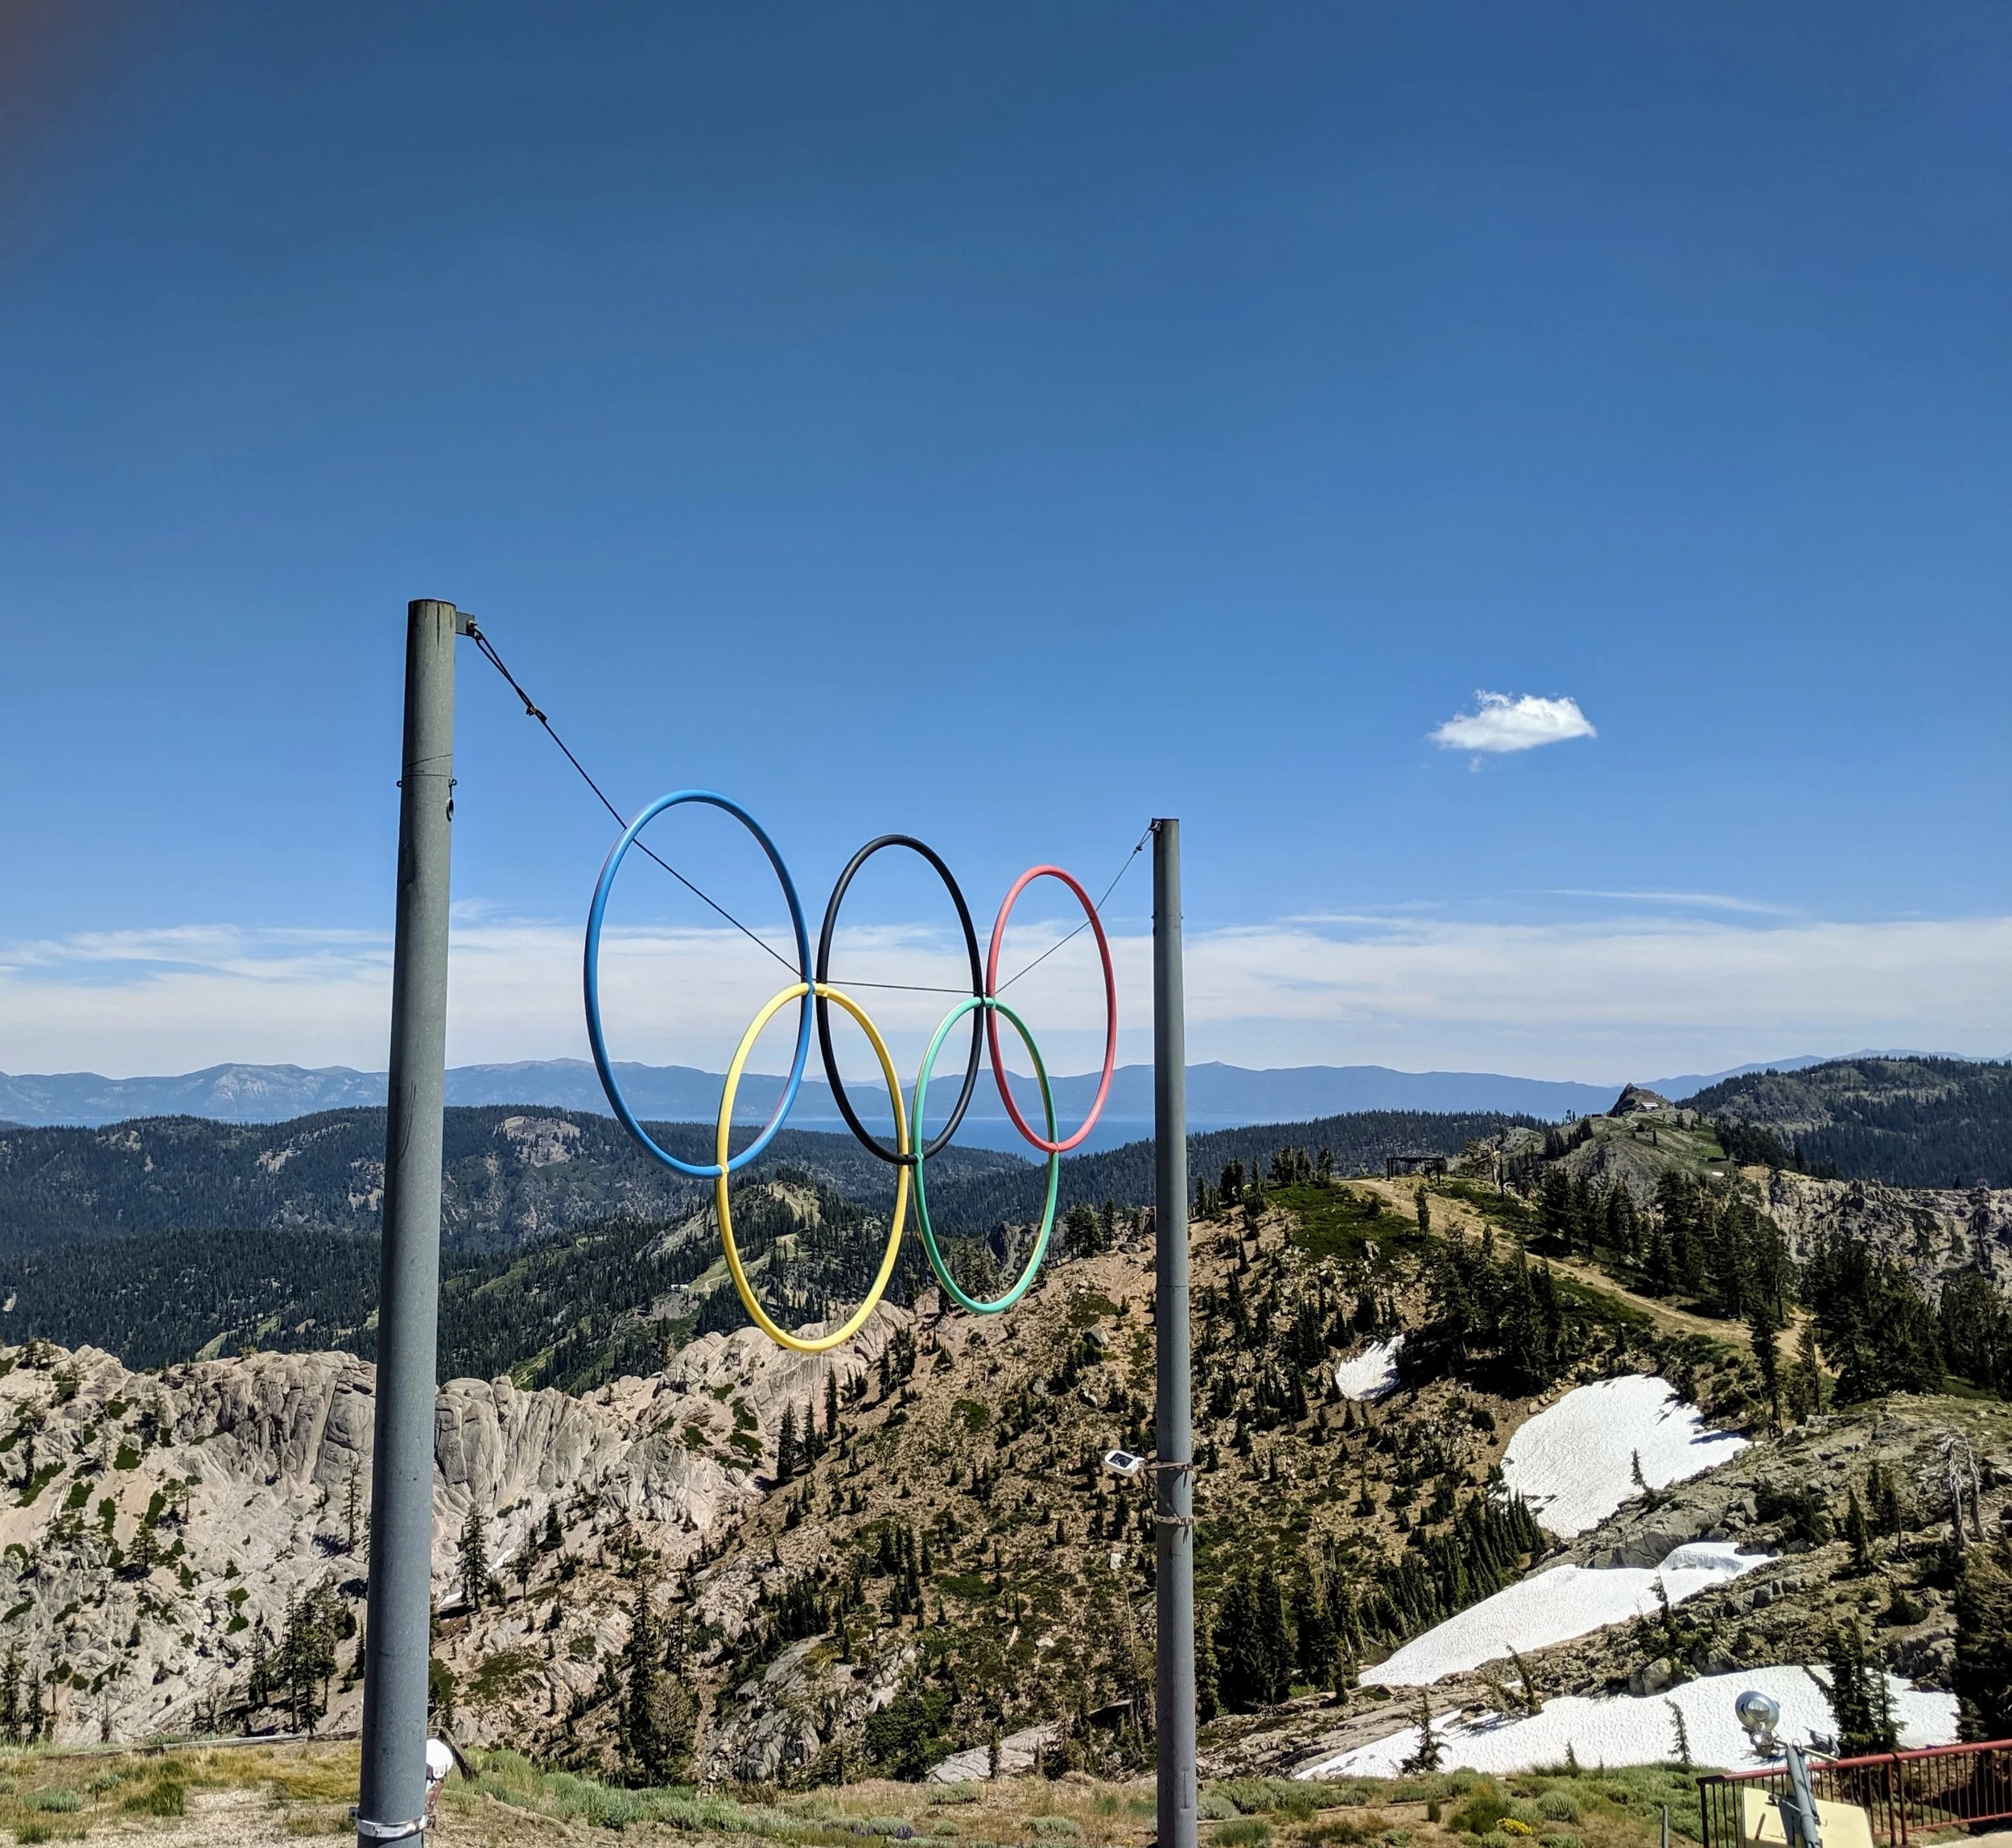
[[913, 995, 1061, 1314]]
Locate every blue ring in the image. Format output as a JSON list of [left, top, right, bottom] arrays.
[[583, 790, 813, 1178]]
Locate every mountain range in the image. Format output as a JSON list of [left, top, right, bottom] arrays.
[[0, 1052, 1860, 1141]]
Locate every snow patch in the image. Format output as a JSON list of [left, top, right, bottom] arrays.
[[1334, 1336, 1404, 1401], [1366, 1544, 1771, 1685], [1502, 1376, 1747, 1537], [1301, 1666, 1956, 1779]]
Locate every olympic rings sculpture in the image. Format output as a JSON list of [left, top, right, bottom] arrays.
[[583, 790, 1117, 1353]]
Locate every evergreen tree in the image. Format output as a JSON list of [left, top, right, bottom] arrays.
[[620, 1578, 683, 1785], [344, 1460, 363, 1553], [458, 1507, 489, 1611], [1803, 1235, 1944, 1402], [825, 1369, 840, 1440], [1823, 1623, 1896, 1755], [1749, 1302, 1783, 1429], [776, 1405, 798, 1484], [1953, 1543, 2012, 1741], [1400, 1689, 1443, 1774], [1194, 1606, 1220, 1722], [1214, 1564, 1293, 1710], [0, 1644, 21, 1745]]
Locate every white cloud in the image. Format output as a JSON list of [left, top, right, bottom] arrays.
[[4, 906, 2012, 1085], [1431, 691, 1597, 754]]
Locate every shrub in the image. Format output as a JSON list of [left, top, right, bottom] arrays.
[[1301, 1821, 1371, 1847], [933, 1784, 983, 1806], [1198, 1794, 1238, 1821], [1537, 1794, 1580, 1823], [1450, 1785, 1514, 1838], [16, 1823, 52, 1844], [1215, 1825, 1271, 1848], [28, 1791, 80, 1813], [1030, 1821, 1082, 1842], [124, 1779, 186, 1817]]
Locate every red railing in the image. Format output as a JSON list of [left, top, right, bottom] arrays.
[[1698, 1740, 2012, 1848]]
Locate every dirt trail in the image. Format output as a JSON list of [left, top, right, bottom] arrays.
[[1357, 1177, 1746, 1347]]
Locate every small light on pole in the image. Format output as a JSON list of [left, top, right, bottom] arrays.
[[1736, 1690, 1823, 1848], [1103, 1449, 1146, 1479]]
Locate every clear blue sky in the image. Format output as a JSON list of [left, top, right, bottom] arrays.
[[2, 4, 2008, 1082]]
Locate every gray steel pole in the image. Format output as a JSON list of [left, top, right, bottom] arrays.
[[358, 600, 464, 1846], [1152, 818, 1196, 1848]]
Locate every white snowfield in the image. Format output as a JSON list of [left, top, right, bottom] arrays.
[[1502, 1376, 1749, 1538], [1334, 1336, 1404, 1401], [1300, 1666, 1958, 1780], [1365, 1543, 1772, 1686]]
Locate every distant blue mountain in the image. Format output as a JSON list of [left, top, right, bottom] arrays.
[[0, 1050, 1911, 1145]]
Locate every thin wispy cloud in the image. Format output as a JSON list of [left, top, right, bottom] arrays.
[[4, 908, 2011, 1086], [1548, 889, 1799, 918], [1430, 691, 1597, 756]]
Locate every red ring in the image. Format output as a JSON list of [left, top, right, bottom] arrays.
[[983, 865, 1117, 1154]]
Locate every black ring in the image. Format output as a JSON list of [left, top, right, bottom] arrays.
[[815, 835, 985, 1166]]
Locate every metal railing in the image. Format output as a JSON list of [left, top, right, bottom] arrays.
[[1698, 1740, 2012, 1848]]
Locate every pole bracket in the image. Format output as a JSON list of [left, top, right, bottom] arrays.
[[353, 1814, 429, 1840]]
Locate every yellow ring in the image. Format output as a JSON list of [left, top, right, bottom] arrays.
[[715, 981, 910, 1355]]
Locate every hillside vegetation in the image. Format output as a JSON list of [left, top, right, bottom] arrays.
[[0, 1105, 1527, 1249], [1690, 1056, 2012, 1187]]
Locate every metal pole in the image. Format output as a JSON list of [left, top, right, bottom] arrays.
[[358, 600, 464, 1846], [1152, 818, 1196, 1848]]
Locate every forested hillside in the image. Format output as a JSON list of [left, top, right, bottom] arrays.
[[0, 1105, 1524, 1252], [1691, 1056, 2012, 1186], [0, 1108, 1025, 1250], [926, 1109, 1534, 1225], [0, 1169, 1037, 1391]]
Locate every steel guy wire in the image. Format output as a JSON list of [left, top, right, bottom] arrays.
[[466, 619, 1143, 998]]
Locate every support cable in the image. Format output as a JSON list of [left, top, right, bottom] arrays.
[[465, 619, 1146, 997]]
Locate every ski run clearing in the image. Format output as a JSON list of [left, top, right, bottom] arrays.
[[1364, 1543, 1771, 1686], [1502, 1374, 1750, 1537], [1300, 1665, 1958, 1779], [1334, 1335, 1404, 1400]]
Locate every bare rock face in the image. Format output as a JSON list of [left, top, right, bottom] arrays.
[[703, 1633, 916, 1784], [0, 1310, 909, 1746], [1766, 1173, 2012, 1293]]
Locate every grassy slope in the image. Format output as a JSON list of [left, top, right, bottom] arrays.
[[0, 1736, 1706, 1848]]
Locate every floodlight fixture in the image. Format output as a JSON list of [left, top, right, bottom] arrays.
[[1735, 1689, 1822, 1848], [1736, 1690, 1781, 1749]]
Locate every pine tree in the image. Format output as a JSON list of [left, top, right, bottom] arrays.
[[1194, 1605, 1220, 1721], [344, 1460, 363, 1553], [1668, 1698, 1693, 1768], [1953, 1543, 2012, 1741], [1400, 1690, 1443, 1773], [776, 1405, 798, 1484], [1750, 1302, 1784, 1429], [458, 1507, 489, 1611], [826, 1369, 840, 1440], [1824, 1623, 1895, 1755], [620, 1578, 673, 1785]]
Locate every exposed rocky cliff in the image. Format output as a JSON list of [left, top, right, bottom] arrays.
[[1764, 1172, 2012, 1293], [0, 1309, 906, 1748]]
